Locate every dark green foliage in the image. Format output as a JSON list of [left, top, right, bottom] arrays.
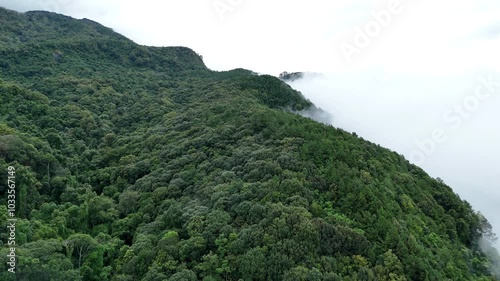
[[238, 74, 313, 110], [0, 7, 498, 281]]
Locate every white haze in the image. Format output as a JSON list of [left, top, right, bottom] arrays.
[[481, 237, 500, 276], [289, 71, 500, 253], [1, 0, 499, 255]]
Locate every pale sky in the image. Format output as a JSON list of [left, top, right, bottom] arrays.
[[1, 0, 499, 250]]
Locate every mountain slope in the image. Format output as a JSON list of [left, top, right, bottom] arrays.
[[0, 7, 499, 281]]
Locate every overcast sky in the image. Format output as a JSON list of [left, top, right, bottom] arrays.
[[1, 0, 499, 249]]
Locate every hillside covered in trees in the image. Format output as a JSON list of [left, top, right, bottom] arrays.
[[0, 7, 499, 281]]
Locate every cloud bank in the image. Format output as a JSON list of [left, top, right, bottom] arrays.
[[288, 70, 500, 252]]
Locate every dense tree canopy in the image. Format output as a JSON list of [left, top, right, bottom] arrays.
[[0, 7, 499, 281]]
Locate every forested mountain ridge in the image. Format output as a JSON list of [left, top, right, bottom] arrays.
[[0, 7, 499, 281]]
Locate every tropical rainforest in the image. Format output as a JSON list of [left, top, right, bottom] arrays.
[[0, 7, 499, 281]]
